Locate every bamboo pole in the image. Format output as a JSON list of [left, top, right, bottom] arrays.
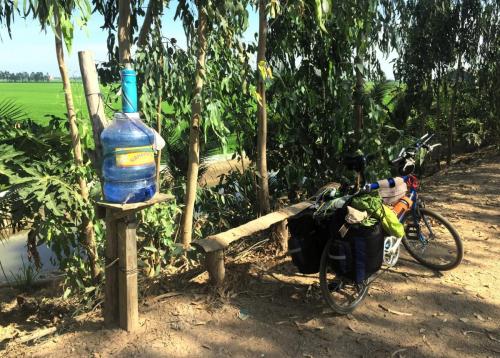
[[78, 51, 109, 179]]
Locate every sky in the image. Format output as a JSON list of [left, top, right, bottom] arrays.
[[0, 2, 395, 79]]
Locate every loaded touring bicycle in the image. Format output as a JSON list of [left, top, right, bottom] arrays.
[[288, 134, 464, 314]]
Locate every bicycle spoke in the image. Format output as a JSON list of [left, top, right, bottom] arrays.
[[403, 208, 462, 270]]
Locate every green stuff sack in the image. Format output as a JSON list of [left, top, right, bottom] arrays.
[[350, 191, 405, 238], [380, 204, 405, 238]]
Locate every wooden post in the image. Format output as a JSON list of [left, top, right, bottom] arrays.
[[104, 211, 119, 326], [273, 220, 288, 254], [117, 215, 138, 332], [206, 250, 225, 287], [78, 51, 109, 177], [273, 198, 289, 254], [98, 193, 174, 331]]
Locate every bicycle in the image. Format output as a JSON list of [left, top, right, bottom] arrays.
[[319, 133, 464, 314]]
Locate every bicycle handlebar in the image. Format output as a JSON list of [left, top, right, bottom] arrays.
[[362, 175, 410, 193], [391, 133, 441, 167]]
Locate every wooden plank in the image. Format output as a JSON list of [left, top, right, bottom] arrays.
[[104, 211, 119, 327], [117, 215, 139, 332], [98, 193, 174, 210], [193, 201, 313, 252], [97, 193, 174, 212]]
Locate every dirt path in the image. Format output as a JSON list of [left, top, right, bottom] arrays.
[[2, 149, 499, 358]]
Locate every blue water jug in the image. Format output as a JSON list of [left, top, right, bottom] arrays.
[[121, 69, 138, 113], [101, 113, 157, 203]]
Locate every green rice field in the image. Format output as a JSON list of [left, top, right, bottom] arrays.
[[0, 82, 119, 124], [0, 81, 234, 153]]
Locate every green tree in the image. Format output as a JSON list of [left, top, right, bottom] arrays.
[[256, 0, 270, 214], [179, 0, 209, 248], [23, 0, 101, 280]]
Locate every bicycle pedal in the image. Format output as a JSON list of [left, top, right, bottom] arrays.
[[328, 280, 343, 292]]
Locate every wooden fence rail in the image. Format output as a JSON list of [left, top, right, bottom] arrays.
[[193, 201, 313, 286]]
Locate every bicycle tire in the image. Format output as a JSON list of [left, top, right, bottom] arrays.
[[402, 208, 463, 271], [319, 238, 369, 314]]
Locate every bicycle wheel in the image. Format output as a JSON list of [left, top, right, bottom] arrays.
[[319, 238, 368, 314], [402, 208, 463, 271]]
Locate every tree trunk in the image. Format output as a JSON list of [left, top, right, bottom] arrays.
[[353, 55, 364, 189], [180, 3, 208, 248], [436, 64, 442, 115], [236, 132, 246, 173], [353, 55, 364, 144], [118, 0, 132, 67], [256, 0, 271, 215], [137, 0, 156, 48], [448, 53, 462, 165], [421, 74, 432, 136], [55, 21, 100, 280]]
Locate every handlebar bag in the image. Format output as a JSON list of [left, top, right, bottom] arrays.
[[378, 177, 407, 205]]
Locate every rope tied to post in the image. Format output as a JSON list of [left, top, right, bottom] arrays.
[[105, 257, 119, 269], [119, 267, 139, 276]]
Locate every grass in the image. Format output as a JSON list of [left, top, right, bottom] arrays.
[[0, 82, 94, 124], [0, 82, 168, 124], [0, 256, 39, 291]]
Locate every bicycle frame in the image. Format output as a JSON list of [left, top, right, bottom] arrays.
[[408, 187, 436, 246], [366, 175, 434, 246]]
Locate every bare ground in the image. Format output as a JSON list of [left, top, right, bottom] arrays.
[[1, 148, 499, 358]]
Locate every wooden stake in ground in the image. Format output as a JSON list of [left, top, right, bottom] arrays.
[[54, 17, 100, 280], [180, 3, 208, 249], [117, 215, 138, 331], [256, 0, 271, 215], [104, 210, 118, 326]]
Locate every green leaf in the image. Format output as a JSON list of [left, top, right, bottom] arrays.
[[143, 246, 158, 253], [314, 0, 328, 33], [63, 287, 71, 299]]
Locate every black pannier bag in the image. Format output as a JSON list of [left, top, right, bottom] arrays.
[[287, 208, 330, 274], [328, 222, 384, 283]]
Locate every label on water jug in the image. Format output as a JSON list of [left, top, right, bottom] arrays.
[[115, 146, 155, 167]]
